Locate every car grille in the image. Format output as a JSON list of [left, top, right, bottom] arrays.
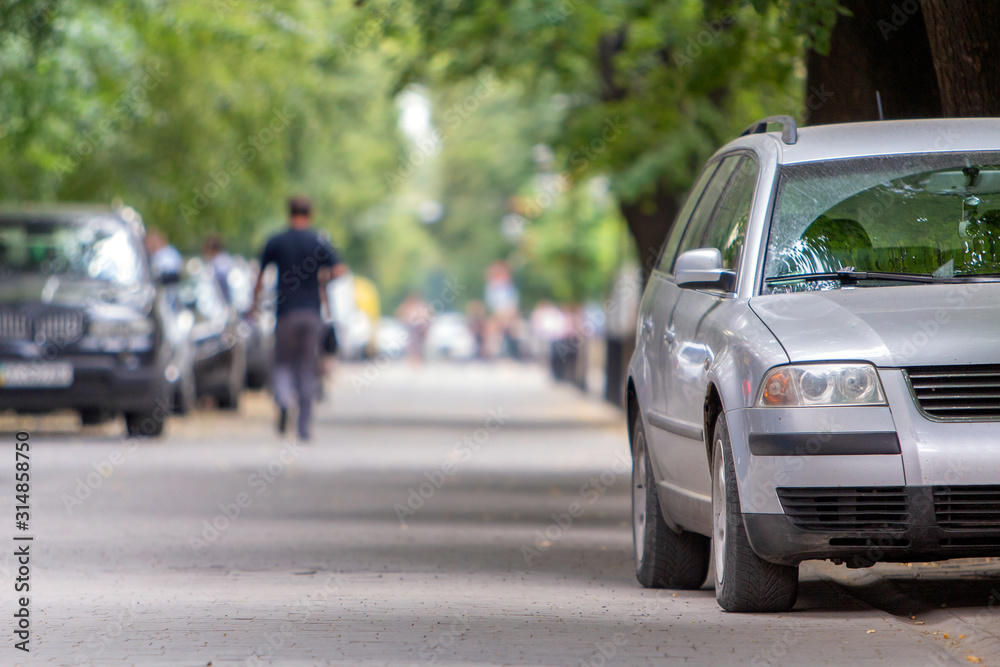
[[776, 487, 909, 531], [0, 311, 30, 340], [906, 365, 1000, 420], [0, 310, 85, 345], [933, 485, 1000, 531], [36, 311, 84, 345]]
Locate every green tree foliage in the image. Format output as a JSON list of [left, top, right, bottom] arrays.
[[0, 0, 402, 260], [399, 0, 805, 269]]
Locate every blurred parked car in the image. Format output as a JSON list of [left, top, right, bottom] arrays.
[[227, 257, 274, 389], [158, 285, 197, 415], [424, 312, 476, 361], [0, 205, 173, 436], [178, 261, 246, 409], [374, 317, 408, 360], [328, 273, 380, 360]]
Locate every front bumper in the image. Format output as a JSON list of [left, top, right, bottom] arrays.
[[731, 368, 1000, 565], [0, 354, 170, 413], [745, 484, 1000, 565]]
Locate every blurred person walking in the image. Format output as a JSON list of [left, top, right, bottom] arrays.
[[395, 292, 431, 362], [145, 229, 183, 282], [251, 196, 346, 441], [201, 235, 235, 304]]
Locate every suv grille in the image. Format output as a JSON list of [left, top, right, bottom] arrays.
[[36, 311, 84, 345], [0, 310, 85, 345], [906, 365, 1000, 420], [0, 311, 30, 340], [934, 486, 1000, 530], [777, 487, 908, 531]]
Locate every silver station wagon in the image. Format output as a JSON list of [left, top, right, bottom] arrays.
[[627, 116, 1000, 612]]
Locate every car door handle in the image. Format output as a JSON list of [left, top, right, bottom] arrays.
[[663, 327, 676, 344]]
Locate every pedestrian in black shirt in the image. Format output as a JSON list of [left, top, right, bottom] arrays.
[[251, 195, 346, 441]]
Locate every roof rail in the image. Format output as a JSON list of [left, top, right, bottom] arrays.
[[741, 115, 798, 145]]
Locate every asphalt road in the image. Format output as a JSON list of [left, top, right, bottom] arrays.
[[2, 361, 1000, 665]]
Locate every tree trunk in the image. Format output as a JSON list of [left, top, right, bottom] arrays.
[[619, 182, 680, 282], [806, 0, 941, 125], [922, 0, 1000, 116]]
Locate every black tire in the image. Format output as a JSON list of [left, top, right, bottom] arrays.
[[217, 346, 245, 410], [712, 414, 798, 612], [173, 373, 196, 416], [216, 384, 240, 410], [245, 366, 267, 390], [632, 415, 710, 589], [124, 410, 166, 438], [79, 409, 112, 426]]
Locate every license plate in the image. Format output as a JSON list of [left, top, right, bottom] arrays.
[[0, 362, 74, 388]]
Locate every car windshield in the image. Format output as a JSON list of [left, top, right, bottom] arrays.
[[0, 216, 145, 286], [764, 151, 1000, 292]]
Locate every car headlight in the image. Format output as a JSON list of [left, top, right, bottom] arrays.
[[755, 364, 886, 407], [88, 318, 155, 338]]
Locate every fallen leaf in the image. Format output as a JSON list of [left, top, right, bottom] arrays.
[[966, 657, 981, 664], [867, 630, 876, 634], [944, 633, 951, 639]]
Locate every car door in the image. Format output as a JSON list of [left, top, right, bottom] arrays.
[[662, 155, 758, 529], [644, 155, 742, 526], [640, 161, 719, 420]]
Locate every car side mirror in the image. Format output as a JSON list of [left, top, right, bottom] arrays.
[[675, 248, 736, 292]]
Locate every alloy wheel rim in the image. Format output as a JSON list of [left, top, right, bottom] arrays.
[[713, 440, 727, 586], [633, 431, 647, 566]]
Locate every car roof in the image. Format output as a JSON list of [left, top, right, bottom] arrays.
[[0, 204, 119, 221], [718, 118, 1000, 165]]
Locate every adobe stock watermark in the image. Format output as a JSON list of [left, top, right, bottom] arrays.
[[339, 1, 400, 58], [878, 0, 920, 41], [551, 268, 642, 363], [243, 572, 345, 666], [188, 440, 304, 552], [383, 73, 498, 192], [350, 276, 467, 394], [670, 5, 745, 70], [180, 106, 297, 222], [522, 116, 627, 218], [393, 408, 509, 526], [10, 0, 59, 38], [61, 430, 162, 513], [580, 633, 629, 667], [73, 605, 140, 665], [521, 450, 631, 564], [53, 63, 168, 182], [413, 616, 470, 664]]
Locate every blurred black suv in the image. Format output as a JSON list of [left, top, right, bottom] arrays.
[[0, 206, 173, 436]]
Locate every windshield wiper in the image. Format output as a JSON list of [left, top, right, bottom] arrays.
[[765, 269, 1000, 286]]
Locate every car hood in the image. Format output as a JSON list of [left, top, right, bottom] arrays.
[[749, 283, 1000, 367], [0, 275, 153, 311]]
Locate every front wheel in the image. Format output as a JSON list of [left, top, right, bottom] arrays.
[[632, 416, 710, 589], [712, 414, 798, 612]]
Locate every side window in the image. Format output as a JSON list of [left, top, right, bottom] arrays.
[[699, 157, 758, 271], [654, 162, 719, 273], [670, 155, 742, 272]]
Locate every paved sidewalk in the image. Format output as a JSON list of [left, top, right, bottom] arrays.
[[1, 361, 997, 664]]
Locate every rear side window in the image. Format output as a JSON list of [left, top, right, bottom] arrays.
[[697, 157, 758, 271], [655, 162, 720, 273], [671, 155, 742, 272]]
